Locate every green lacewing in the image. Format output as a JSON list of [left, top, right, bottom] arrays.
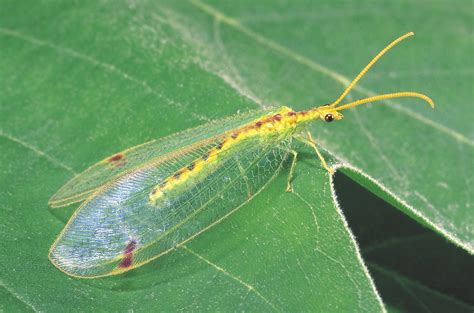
[[49, 32, 434, 278]]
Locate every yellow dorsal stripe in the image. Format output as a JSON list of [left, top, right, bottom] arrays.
[[149, 107, 297, 203]]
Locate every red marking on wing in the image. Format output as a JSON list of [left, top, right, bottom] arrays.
[[108, 154, 124, 162], [287, 111, 297, 116], [124, 240, 136, 254], [119, 254, 133, 268], [119, 240, 136, 268], [272, 114, 282, 121]]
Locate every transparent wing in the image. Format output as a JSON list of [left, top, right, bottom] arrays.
[[49, 109, 275, 208], [49, 131, 292, 278]]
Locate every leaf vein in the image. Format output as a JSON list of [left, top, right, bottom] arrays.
[[181, 246, 280, 312], [1, 281, 37, 312], [0, 130, 76, 175], [0, 27, 212, 122]]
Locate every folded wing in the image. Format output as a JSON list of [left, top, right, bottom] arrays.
[[49, 128, 291, 278]]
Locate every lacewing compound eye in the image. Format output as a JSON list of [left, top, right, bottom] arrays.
[[324, 114, 334, 122]]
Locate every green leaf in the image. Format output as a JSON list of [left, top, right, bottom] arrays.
[[1, 0, 472, 312]]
